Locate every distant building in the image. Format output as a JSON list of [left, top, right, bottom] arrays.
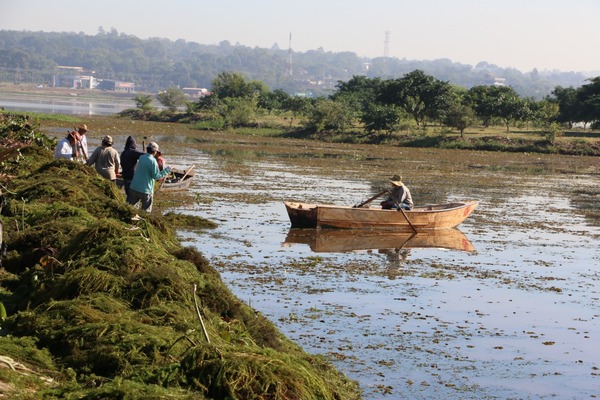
[[182, 87, 211, 98], [96, 79, 135, 92], [53, 66, 98, 89], [494, 77, 507, 86]]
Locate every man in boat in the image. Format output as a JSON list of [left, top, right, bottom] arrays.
[[120, 136, 144, 197], [380, 175, 414, 210], [126, 142, 171, 213], [86, 135, 121, 183]]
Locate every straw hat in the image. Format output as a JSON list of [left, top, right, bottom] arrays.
[[76, 124, 88, 133], [389, 174, 404, 187], [102, 135, 113, 145]]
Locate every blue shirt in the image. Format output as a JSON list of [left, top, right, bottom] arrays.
[[129, 153, 170, 194]]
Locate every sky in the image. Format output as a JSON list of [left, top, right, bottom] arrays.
[[1, 0, 599, 73]]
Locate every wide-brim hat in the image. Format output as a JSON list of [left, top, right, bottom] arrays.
[[102, 135, 113, 145], [76, 124, 88, 133], [389, 174, 403, 187]]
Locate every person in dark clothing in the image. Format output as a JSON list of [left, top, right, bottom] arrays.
[[120, 136, 144, 197]]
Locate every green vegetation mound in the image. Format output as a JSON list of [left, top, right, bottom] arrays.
[[0, 114, 360, 399]]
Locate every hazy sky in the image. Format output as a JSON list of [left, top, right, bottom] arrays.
[[2, 0, 599, 73]]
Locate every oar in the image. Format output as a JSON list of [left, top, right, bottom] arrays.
[[179, 164, 195, 182], [399, 208, 417, 234], [353, 189, 387, 208], [387, 190, 417, 233]]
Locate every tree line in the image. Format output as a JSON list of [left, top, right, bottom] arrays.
[[143, 70, 600, 142], [0, 29, 592, 99]]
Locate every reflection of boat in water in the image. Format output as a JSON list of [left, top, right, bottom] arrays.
[[284, 201, 479, 231], [283, 228, 476, 253]]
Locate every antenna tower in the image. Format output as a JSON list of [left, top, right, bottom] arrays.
[[286, 33, 293, 77], [383, 31, 390, 58]]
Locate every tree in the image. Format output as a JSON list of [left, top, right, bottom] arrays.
[[304, 98, 355, 133], [467, 85, 524, 132], [377, 70, 452, 127], [218, 96, 258, 128], [525, 98, 557, 127], [133, 94, 154, 111], [550, 86, 579, 128], [282, 96, 312, 127], [258, 89, 290, 114], [360, 103, 404, 135], [210, 71, 268, 99], [494, 88, 527, 133], [575, 77, 600, 127], [443, 103, 477, 137], [333, 75, 383, 115], [466, 85, 495, 126], [156, 87, 187, 112]]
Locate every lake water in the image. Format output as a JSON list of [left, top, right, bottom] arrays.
[[0, 92, 134, 115], [35, 119, 600, 399], [148, 139, 600, 400]]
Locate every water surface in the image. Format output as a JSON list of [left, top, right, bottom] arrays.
[[158, 141, 600, 399]]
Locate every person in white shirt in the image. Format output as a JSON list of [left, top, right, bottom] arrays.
[[53, 131, 79, 160]]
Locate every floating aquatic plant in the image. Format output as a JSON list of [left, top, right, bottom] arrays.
[[0, 116, 360, 399]]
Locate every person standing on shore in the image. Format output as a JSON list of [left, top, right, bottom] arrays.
[[120, 136, 144, 197], [53, 131, 80, 160], [73, 124, 89, 162], [155, 150, 166, 171], [127, 142, 171, 213], [86, 135, 121, 182]]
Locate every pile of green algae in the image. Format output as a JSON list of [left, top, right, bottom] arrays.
[[0, 113, 360, 399]]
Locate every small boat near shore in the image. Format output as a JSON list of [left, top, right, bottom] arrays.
[[284, 200, 479, 231], [157, 168, 195, 192], [116, 166, 195, 192]]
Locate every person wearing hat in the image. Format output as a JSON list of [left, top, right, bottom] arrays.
[[86, 135, 121, 182], [53, 131, 79, 160], [126, 142, 171, 213], [73, 124, 89, 162], [380, 175, 414, 210]]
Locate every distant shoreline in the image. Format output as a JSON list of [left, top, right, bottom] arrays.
[[0, 82, 140, 102]]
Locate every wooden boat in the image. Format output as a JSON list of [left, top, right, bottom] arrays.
[[283, 228, 476, 253], [158, 168, 195, 192], [284, 200, 479, 231], [116, 166, 195, 192]]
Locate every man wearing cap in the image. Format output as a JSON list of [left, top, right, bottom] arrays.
[[86, 135, 121, 182], [380, 175, 414, 210], [127, 142, 171, 213]]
